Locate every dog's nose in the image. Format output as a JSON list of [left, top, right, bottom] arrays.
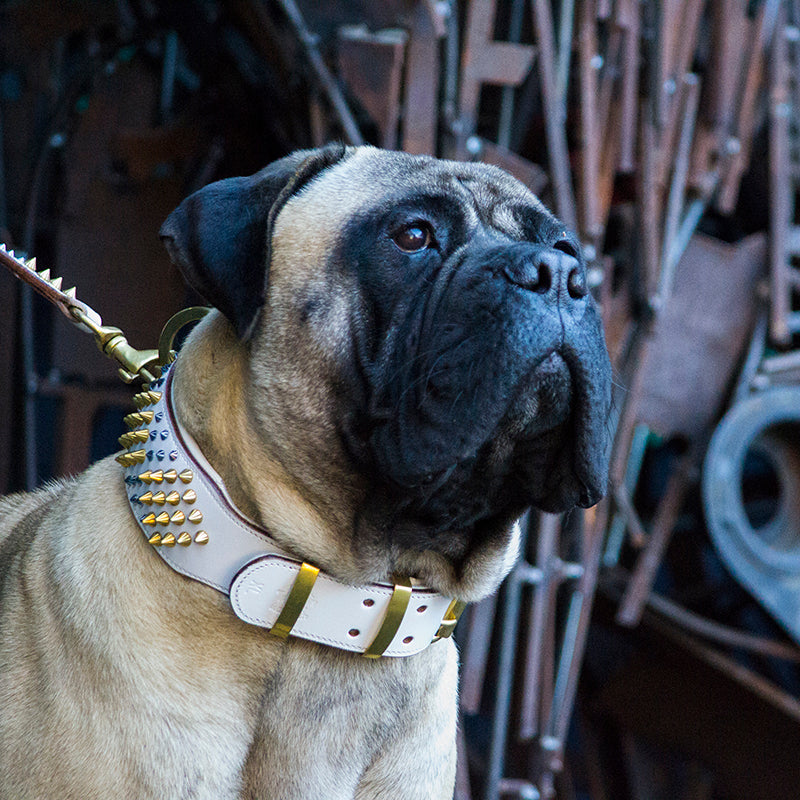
[[502, 249, 587, 300]]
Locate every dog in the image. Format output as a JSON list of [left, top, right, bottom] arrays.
[[0, 144, 611, 799]]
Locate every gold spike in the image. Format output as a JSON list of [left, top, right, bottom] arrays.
[[165, 491, 180, 505], [177, 532, 192, 546], [133, 392, 151, 409], [194, 531, 209, 545], [150, 470, 164, 483], [64, 287, 77, 299], [51, 276, 63, 290], [129, 449, 146, 464], [139, 410, 154, 424], [115, 453, 131, 466], [141, 513, 157, 526], [119, 431, 147, 448], [178, 469, 193, 484], [124, 412, 143, 429], [161, 532, 176, 547], [187, 509, 203, 524], [182, 489, 197, 504], [147, 391, 162, 405], [163, 469, 178, 483], [139, 491, 154, 505], [152, 491, 166, 505], [155, 511, 170, 525], [139, 470, 153, 483], [170, 510, 186, 525], [148, 533, 162, 546]]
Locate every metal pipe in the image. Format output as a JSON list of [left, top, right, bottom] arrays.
[[498, 0, 528, 149], [485, 522, 529, 800]]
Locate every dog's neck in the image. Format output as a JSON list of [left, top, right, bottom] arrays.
[[168, 312, 521, 602]]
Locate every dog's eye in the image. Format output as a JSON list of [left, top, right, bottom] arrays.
[[392, 223, 433, 253]]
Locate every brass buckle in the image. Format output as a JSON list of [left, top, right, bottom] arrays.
[[269, 562, 320, 639], [434, 599, 467, 640], [363, 577, 413, 659]]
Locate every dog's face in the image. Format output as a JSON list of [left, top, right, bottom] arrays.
[[161, 145, 611, 579]]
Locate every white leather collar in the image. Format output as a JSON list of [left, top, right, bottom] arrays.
[[117, 361, 463, 657]]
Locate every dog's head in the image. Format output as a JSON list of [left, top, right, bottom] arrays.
[[161, 145, 611, 595]]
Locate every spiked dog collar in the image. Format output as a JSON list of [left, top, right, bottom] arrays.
[[117, 362, 464, 658]]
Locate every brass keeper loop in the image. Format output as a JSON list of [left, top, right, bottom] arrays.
[[434, 599, 467, 640], [269, 562, 320, 640], [363, 577, 413, 659]]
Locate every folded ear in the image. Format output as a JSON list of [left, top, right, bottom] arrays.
[[160, 143, 348, 340]]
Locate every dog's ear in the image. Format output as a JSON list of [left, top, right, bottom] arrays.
[[160, 143, 348, 340]]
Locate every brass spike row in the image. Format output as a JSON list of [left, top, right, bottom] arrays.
[[155, 511, 170, 525], [148, 533, 162, 546], [182, 489, 197, 504], [194, 531, 209, 545], [152, 491, 166, 505], [165, 491, 180, 505], [149, 470, 164, 483], [187, 509, 203, 524], [171, 510, 186, 525], [177, 532, 192, 546], [139, 470, 153, 483], [163, 469, 178, 483], [141, 513, 157, 526], [161, 532, 177, 547], [139, 491, 154, 505], [179, 469, 193, 484], [128, 449, 146, 464]]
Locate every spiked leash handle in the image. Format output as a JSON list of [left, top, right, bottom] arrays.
[[0, 242, 160, 385]]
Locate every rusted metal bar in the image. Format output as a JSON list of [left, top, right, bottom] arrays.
[[768, 4, 792, 344], [646, 611, 800, 724], [276, 0, 363, 145], [658, 74, 701, 303], [718, 2, 779, 212], [638, 102, 662, 304], [616, 454, 695, 627], [577, 0, 601, 242], [485, 562, 528, 800], [656, 0, 704, 190], [545, 509, 606, 752], [531, 0, 578, 229], [403, 1, 441, 155], [556, 0, 576, 118], [613, 0, 641, 172], [644, 588, 800, 662]]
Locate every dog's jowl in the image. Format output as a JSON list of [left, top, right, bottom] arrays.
[[0, 146, 611, 799]]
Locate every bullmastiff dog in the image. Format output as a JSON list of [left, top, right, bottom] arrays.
[[0, 144, 611, 799]]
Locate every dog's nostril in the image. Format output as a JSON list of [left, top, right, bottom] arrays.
[[533, 260, 552, 293], [567, 267, 588, 299]]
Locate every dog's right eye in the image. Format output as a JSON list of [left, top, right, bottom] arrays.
[[392, 223, 433, 253]]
